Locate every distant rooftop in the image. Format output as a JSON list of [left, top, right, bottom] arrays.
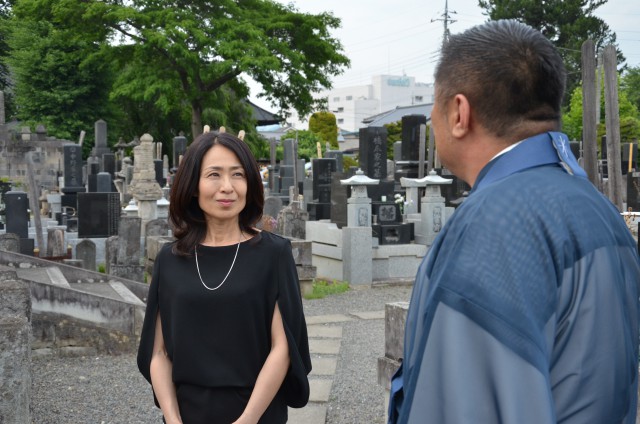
[[363, 103, 433, 127]]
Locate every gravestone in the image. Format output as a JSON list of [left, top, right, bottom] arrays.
[[0, 233, 20, 252], [359, 126, 387, 180], [401, 115, 426, 161], [393, 141, 402, 162], [394, 115, 426, 183], [102, 153, 116, 177], [330, 172, 349, 228], [61, 144, 85, 212], [92, 119, 111, 157], [628, 172, 640, 211], [77, 192, 120, 238], [276, 201, 309, 239], [145, 218, 170, 237], [96, 172, 112, 193], [308, 158, 337, 220], [46, 227, 66, 257], [172, 135, 187, 170], [87, 160, 100, 193], [5, 191, 29, 239], [76, 239, 97, 271], [129, 134, 164, 236], [264, 196, 283, 222], [62, 144, 84, 192], [154, 159, 165, 187], [107, 216, 144, 282], [325, 150, 344, 173], [278, 139, 296, 198]]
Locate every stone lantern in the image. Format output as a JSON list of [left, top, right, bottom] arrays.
[[401, 170, 452, 245], [340, 169, 379, 228]]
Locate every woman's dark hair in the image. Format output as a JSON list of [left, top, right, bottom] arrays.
[[169, 131, 264, 255]]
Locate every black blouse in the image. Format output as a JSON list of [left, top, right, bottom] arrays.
[[137, 231, 311, 409]]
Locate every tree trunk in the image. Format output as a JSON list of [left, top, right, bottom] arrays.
[[191, 103, 203, 139]]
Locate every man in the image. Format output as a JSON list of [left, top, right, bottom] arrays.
[[389, 20, 640, 424]]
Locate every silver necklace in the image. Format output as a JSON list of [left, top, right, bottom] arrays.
[[194, 233, 242, 291]]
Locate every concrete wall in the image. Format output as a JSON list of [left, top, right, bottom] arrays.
[[0, 250, 148, 356]]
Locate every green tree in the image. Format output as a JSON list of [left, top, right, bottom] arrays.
[[562, 80, 640, 148], [0, 1, 19, 119], [308, 111, 338, 149], [282, 129, 321, 161], [621, 66, 640, 113], [13, 0, 349, 140], [7, 17, 116, 153], [478, 0, 623, 105], [384, 120, 402, 160]]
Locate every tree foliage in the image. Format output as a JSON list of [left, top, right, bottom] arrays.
[[308, 111, 338, 149], [621, 66, 640, 113], [384, 120, 402, 160], [10, 0, 349, 144], [7, 15, 116, 150], [562, 78, 640, 148], [282, 129, 321, 161], [477, 0, 624, 106]]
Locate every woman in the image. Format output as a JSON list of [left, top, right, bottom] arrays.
[[137, 130, 311, 423]]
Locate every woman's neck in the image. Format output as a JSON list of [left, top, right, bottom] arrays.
[[202, 220, 244, 247]]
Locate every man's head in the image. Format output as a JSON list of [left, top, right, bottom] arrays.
[[434, 19, 566, 138]]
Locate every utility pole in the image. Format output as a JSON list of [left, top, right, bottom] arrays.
[[432, 0, 457, 45]]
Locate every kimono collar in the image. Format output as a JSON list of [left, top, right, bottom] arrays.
[[472, 132, 587, 193]]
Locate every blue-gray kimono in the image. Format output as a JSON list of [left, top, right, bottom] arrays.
[[389, 132, 640, 424]]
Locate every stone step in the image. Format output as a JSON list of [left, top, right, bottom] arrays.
[[287, 403, 327, 424], [108, 281, 145, 306], [16, 267, 71, 288]]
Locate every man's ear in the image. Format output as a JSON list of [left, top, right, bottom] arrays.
[[450, 94, 471, 139]]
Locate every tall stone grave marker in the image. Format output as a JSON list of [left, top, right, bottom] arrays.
[[77, 192, 120, 238], [5, 191, 28, 239], [106, 216, 144, 282], [129, 134, 164, 235], [308, 158, 336, 220], [172, 134, 187, 170], [61, 144, 85, 210], [359, 126, 387, 180], [92, 119, 111, 157]]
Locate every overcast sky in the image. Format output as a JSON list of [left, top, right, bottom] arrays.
[[249, 0, 640, 110]]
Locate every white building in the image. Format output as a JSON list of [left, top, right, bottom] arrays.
[[290, 74, 434, 133]]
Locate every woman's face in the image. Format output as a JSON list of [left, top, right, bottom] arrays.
[[197, 144, 247, 225]]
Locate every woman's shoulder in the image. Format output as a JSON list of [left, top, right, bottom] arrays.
[[253, 230, 290, 249], [157, 239, 179, 258]]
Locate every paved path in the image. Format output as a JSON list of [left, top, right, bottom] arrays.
[[289, 310, 386, 424]]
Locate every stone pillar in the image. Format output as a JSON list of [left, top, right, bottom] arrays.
[[400, 178, 423, 215], [378, 301, 409, 414], [0, 272, 32, 424], [128, 134, 163, 236]]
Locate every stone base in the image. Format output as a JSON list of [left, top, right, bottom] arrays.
[[307, 202, 331, 220], [372, 223, 413, 245]]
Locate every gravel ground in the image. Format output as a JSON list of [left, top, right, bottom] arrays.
[[30, 283, 413, 424]]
